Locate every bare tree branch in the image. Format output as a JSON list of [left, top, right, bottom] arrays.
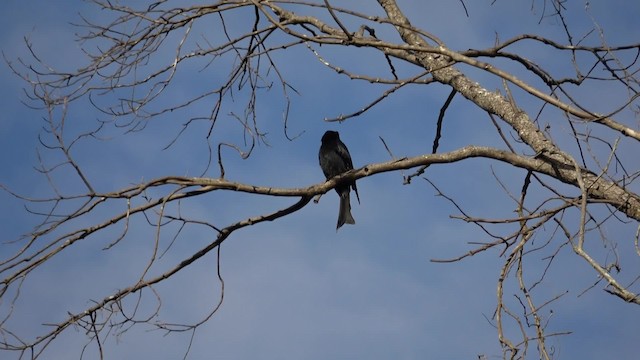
[[3, 1, 640, 358]]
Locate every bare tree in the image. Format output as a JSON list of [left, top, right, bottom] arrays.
[[2, 0, 640, 358]]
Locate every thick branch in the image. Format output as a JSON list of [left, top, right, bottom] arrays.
[[375, 0, 640, 221]]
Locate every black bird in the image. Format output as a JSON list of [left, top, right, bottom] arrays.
[[319, 130, 360, 230]]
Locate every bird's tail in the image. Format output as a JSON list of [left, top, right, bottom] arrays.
[[337, 191, 356, 230]]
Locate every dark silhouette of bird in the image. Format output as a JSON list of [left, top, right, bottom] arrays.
[[318, 130, 360, 230]]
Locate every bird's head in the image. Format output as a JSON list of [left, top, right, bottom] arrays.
[[321, 130, 340, 144]]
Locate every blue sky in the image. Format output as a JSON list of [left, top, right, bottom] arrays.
[[2, 1, 640, 359]]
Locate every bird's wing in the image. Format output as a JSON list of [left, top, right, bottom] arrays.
[[336, 140, 354, 170]]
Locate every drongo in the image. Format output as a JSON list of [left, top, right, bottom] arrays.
[[319, 130, 360, 230]]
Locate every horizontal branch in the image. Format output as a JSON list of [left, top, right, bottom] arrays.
[[141, 145, 640, 221]]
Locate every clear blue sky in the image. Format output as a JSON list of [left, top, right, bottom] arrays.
[[1, 1, 639, 359]]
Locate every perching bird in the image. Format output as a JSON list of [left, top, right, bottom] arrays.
[[318, 130, 360, 230]]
